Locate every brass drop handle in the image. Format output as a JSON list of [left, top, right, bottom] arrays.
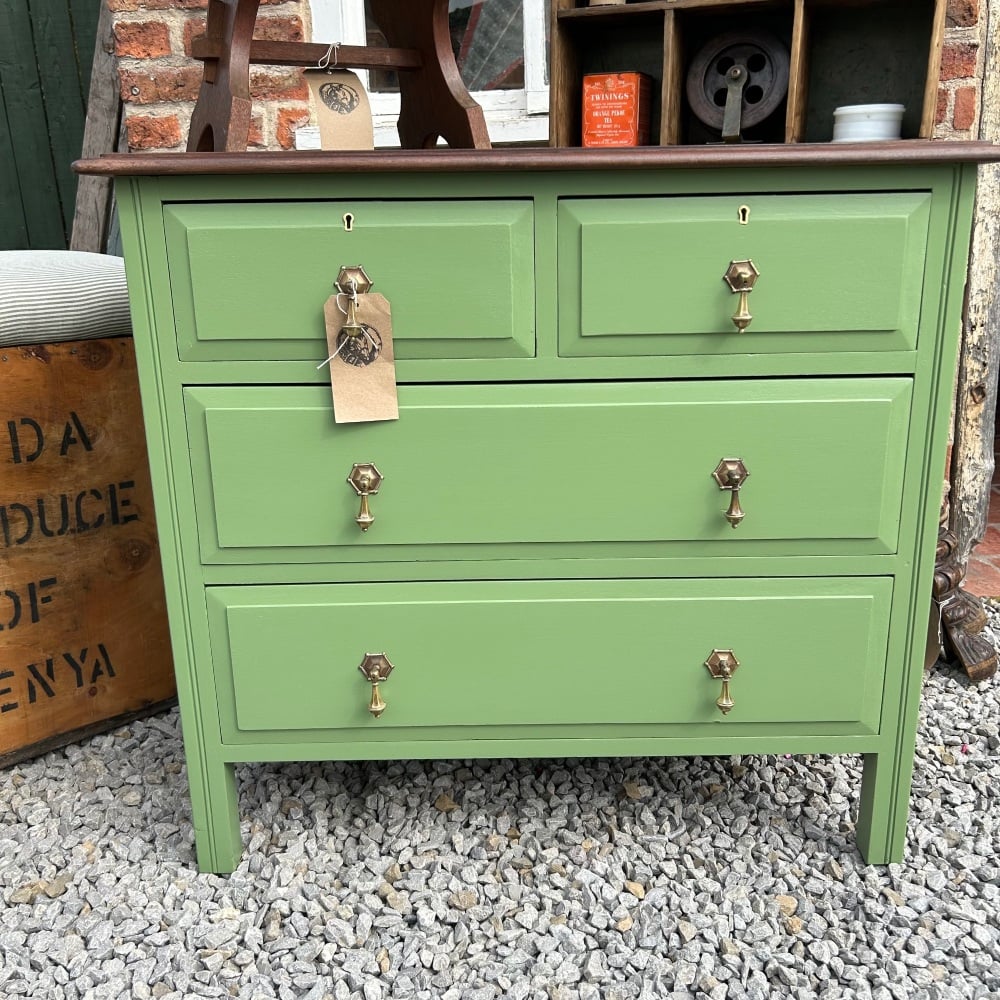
[[347, 463, 383, 532], [712, 458, 749, 529], [336, 265, 373, 338], [705, 649, 740, 716], [358, 653, 393, 718], [723, 259, 760, 333]]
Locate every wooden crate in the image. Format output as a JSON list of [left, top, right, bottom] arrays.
[[0, 338, 175, 766]]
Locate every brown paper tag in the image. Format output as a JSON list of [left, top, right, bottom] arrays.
[[323, 292, 399, 424], [305, 69, 374, 150]]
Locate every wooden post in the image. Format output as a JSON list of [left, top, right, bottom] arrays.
[[71, 0, 121, 253], [949, 7, 1000, 566]]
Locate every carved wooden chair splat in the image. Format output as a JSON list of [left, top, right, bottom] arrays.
[[187, 0, 490, 152]]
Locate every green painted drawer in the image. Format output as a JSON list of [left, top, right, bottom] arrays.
[[185, 378, 911, 562], [163, 200, 535, 362], [558, 193, 931, 357], [206, 577, 891, 739]]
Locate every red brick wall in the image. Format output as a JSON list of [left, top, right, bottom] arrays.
[[108, 0, 988, 152], [936, 0, 985, 137], [109, 0, 311, 151]]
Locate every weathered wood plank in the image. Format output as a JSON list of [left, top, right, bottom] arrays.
[[71, 0, 120, 253], [950, 10, 1000, 565], [28, 0, 89, 237], [785, 0, 809, 142], [0, 83, 30, 249], [0, 0, 66, 248], [71, 0, 100, 88], [920, 0, 947, 138]]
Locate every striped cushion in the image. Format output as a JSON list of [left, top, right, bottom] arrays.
[[0, 251, 132, 347]]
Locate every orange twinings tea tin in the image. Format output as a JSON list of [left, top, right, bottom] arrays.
[[582, 72, 652, 147]]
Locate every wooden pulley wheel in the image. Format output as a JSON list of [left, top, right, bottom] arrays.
[[686, 29, 790, 133]]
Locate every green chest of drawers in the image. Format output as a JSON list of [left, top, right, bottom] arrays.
[[100, 146, 985, 873]]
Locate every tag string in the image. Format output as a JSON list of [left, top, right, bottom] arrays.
[[316, 337, 348, 370], [317, 41, 341, 71]]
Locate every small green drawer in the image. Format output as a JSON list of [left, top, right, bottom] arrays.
[[185, 378, 911, 562], [558, 193, 931, 357], [206, 577, 891, 740], [163, 200, 535, 362]]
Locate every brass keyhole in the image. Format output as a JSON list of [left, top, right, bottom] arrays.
[[343, 212, 355, 232], [738, 205, 750, 225]]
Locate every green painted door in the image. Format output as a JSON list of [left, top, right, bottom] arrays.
[[0, 0, 99, 250]]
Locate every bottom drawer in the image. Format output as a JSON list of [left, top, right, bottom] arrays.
[[206, 578, 891, 740]]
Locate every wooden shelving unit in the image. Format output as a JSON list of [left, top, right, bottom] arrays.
[[550, 0, 946, 147]]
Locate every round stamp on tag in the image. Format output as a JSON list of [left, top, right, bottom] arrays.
[[319, 81, 362, 115], [336, 325, 381, 367]]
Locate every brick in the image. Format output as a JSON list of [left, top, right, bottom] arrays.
[[182, 17, 207, 57], [113, 21, 171, 59], [276, 106, 311, 149], [940, 42, 979, 80], [109, 0, 284, 7], [248, 116, 265, 149], [952, 85, 977, 131], [935, 88, 950, 126], [125, 113, 183, 151], [988, 489, 1000, 524], [109, 0, 207, 10], [947, 0, 979, 27], [962, 556, 1000, 599], [120, 66, 202, 105], [184, 14, 303, 56], [250, 69, 308, 102], [975, 527, 1000, 557], [255, 16, 305, 43], [107, 0, 288, 14]]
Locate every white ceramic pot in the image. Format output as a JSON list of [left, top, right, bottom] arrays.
[[832, 103, 905, 142]]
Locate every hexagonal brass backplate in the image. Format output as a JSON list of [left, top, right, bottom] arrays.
[[712, 458, 749, 490], [348, 462, 382, 496], [723, 259, 759, 293], [704, 649, 740, 679], [358, 652, 393, 683], [336, 265, 373, 296]]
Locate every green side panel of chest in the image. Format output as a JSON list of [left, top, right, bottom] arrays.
[[207, 577, 892, 740], [559, 193, 931, 357], [185, 378, 911, 560], [163, 200, 535, 361]]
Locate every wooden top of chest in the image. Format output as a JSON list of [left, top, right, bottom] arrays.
[[77, 141, 1000, 177]]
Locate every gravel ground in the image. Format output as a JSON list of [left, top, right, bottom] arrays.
[[1, 622, 999, 1000]]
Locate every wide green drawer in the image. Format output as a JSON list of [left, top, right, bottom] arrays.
[[206, 577, 891, 739], [163, 200, 535, 361], [185, 378, 911, 562], [558, 193, 931, 357]]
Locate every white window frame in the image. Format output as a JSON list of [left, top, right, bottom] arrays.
[[301, 0, 549, 148]]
